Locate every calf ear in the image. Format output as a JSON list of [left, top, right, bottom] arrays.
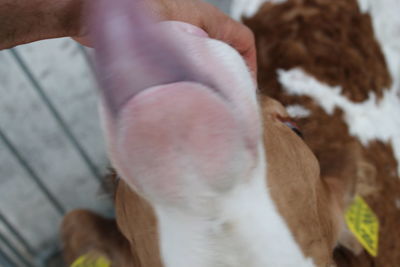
[[89, 0, 205, 116], [89, 0, 262, 205], [88, 0, 234, 199]]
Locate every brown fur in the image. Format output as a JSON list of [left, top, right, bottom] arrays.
[[260, 96, 344, 266], [349, 143, 400, 266], [61, 209, 132, 267], [114, 179, 162, 267], [244, 0, 391, 102], [244, 0, 400, 266]]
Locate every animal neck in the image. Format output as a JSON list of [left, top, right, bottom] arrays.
[[153, 151, 314, 267]]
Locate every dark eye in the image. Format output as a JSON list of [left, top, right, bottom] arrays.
[[277, 116, 304, 139], [283, 120, 304, 139], [276, 116, 304, 139]]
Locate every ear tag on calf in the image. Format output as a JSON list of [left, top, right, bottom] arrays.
[[345, 195, 379, 257], [70, 253, 111, 267]]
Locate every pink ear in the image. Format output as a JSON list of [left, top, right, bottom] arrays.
[[89, 0, 209, 115], [89, 0, 261, 204]]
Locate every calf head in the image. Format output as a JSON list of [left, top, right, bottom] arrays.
[[90, 0, 347, 266], [240, 0, 400, 265]]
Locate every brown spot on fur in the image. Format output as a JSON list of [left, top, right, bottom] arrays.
[[244, 0, 392, 102], [260, 96, 340, 266], [354, 142, 400, 266], [114, 178, 162, 267], [60, 209, 133, 267], [333, 144, 400, 267]]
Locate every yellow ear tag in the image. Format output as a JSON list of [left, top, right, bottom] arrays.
[[345, 195, 379, 257], [70, 254, 111, 267]]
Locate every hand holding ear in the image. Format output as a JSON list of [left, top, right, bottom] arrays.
[[75, 0, 257, 76]]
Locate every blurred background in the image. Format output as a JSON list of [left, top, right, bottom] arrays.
[[0, 0, 231, 266]]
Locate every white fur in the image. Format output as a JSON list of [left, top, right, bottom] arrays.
[[278, 0, 400, 175], [286, 105, 311, 118], [357, 0, 400, 92], [155, 147, 314, 267], [278, 68, 400, 175], [231, 0, 287, 21], [358, 0, 400, 174]]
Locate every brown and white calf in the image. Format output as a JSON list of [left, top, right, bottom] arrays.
[[235, 0, 400, 265], [61, 0, 400, 266]]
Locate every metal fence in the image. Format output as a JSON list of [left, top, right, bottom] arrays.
[[0, 40, 112, 267]]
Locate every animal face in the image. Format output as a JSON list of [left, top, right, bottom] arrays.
[[89, 0, 349, 266]]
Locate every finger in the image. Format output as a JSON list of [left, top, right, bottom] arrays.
[[200, 4, 258, 78], [223, 20, 257, 78], [230, 22, 257, 79]]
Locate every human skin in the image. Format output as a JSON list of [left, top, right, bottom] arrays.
[[0, 0, 257, 75]]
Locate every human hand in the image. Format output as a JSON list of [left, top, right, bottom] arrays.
[[0, 0, 256, 76], [156, 0, 257, 76], [0, 0, 256, 75]]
